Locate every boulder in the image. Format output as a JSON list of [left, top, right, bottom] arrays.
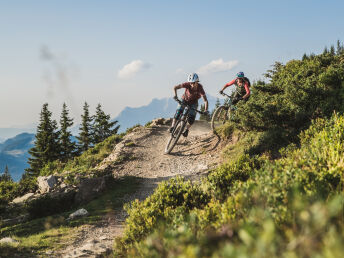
[[11, 192, 35, 204], [37, 175, 58, 193], [74, 177, 107, 204], [69, 208, 88, 219], [1, 214, 29, 227], [0, 237, 19, 244]]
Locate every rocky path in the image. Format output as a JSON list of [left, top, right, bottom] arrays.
[[56, 121, 223, 257]]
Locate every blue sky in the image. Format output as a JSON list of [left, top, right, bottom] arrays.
[[0, 0, 343, 127]]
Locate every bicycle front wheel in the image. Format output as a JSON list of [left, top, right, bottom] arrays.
[[165, 120, 186, 154], [211, 106, 230, 134]]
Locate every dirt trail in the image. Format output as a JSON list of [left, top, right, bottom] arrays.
[[57, 121, 223, 257]]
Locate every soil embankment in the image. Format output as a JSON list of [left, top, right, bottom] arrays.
[[58, 121, 223, 257]]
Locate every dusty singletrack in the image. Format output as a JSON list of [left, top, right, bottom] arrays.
[[57, 121, 224, 257]]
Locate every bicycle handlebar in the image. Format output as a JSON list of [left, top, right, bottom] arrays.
[[174, 98, 207, 115], [220, 92, 232, 99]]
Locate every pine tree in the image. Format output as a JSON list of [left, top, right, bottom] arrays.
[[76, 102, 93, 153], [1, 165, 13, 182], [215, 98, 221, 109], [323, 47, 329, 54], [336, 40, 343, 55], [92, 103, 119, 144], [26, 103, 60, 177], [59, 103, 76, 162], [302, 53, 308, 61]]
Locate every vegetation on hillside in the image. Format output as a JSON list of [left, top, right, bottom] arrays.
[[0, 102, 120, 208], [1, 43, 344, 256], [114, 43, 344, 257]]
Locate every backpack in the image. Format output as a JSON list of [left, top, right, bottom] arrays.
[[243, 77, 251, 87]]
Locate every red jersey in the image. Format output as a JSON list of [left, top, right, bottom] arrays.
[[225, 78, 250, 97], [179, 82, 206, 104]]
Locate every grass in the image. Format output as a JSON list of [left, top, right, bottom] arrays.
[[0, 176, 141, 256]]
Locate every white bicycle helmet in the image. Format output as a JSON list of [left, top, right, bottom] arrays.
[[187, 73, 200, 83]]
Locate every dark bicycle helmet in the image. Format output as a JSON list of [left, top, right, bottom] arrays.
[[236, 71, 245, 78]]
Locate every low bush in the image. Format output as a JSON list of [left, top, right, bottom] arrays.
[[117, 177, 210, 252], [205, 154, 263, 201], [116, 112, 344, 256]]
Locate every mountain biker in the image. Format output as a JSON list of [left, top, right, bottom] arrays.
[[219, 71, 250, 104], [170, 73, 209, 137]]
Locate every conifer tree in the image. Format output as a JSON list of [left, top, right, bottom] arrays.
[[76, 102, 93, 153], [59, 103, 76, 162], [336, 40, 343, 55], [323, 47, 329, 54], [0, 165, 12, 182], [215, 98, 221, 109], [302, 53, 308, 61], [92, 104, 119, 144], [26, 103, 59, 177]]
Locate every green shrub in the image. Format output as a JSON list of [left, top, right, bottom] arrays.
[[15, 176, 38, 198], [117, 113, 344, 256], [118, 177, 210, 251], [206, 155, 263, 201], [126, 194, 344, 258], [236, 51, 344, 140], [0, 181, 18, 202]]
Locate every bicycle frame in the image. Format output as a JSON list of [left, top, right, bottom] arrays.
[[165, 98, 204, 154]]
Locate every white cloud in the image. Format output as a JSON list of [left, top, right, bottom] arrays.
[[197, 58, 239, 75], [118, 60, 150, 79]]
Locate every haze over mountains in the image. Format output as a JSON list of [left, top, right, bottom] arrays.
[[0, 133, 35, 181], [114, 96, 219, 133]]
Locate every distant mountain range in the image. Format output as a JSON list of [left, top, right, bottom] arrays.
[[0, 127, 36, 140], [114, 95, 219, 132], [0, 133, 35, 181]]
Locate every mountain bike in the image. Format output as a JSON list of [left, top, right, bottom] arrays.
[[165, 98, 205, 154], [211, 92, 236, 134]]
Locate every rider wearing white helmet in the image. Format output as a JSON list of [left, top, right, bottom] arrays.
[[170, 73, 209, 137]]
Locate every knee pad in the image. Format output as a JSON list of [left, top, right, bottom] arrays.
[[174, 107, 183, 120]]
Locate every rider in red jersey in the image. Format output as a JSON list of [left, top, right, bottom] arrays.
[[219, 71, 250, 104]]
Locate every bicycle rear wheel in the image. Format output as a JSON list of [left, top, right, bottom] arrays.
[[211, 105, 230, 134], [165, 120, 186, 154]]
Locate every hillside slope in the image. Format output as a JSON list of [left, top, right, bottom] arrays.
[[55, 120, 223, 257]]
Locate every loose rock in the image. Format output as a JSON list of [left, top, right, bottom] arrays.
[[37, 175, 58, 193], [69, 208, 89, 219], [0, 237, 19, 244]]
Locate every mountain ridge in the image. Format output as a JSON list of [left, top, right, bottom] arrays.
[[114, 95, 219, 132]]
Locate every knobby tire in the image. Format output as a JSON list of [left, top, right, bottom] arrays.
[[165, 120, 186, 154], [211, 105, 230, 134]]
